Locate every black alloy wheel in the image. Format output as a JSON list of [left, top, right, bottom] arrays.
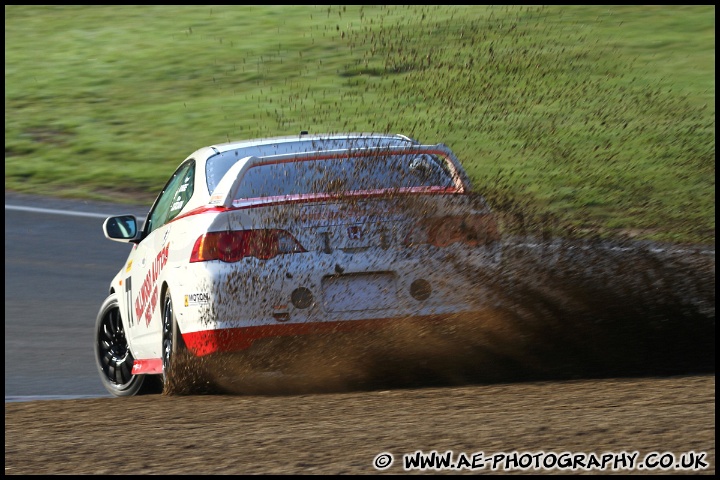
[[95, 293, 157, 396]]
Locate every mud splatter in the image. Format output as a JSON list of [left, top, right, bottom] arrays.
[[461, 237, 715, 381]]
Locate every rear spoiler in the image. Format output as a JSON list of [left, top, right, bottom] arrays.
[[208, 144, 472, 208]]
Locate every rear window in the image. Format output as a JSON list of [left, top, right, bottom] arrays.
[[233, 154, 455, 200]]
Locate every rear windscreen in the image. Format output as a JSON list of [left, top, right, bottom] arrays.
[[233, 154, 455, 200]]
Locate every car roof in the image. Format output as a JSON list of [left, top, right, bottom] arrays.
[[204, 132, 421, 158]]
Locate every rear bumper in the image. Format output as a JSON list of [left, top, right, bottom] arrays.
[[182, 312, 482, 356], [130, 310, 489, 375]]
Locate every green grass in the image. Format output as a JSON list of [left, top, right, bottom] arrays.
[[5, 5, 715, 244]]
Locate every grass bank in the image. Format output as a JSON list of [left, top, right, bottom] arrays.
[[4, 5, 715, 243]]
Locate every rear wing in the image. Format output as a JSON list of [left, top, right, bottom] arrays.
[[208, 144, 473, 209]]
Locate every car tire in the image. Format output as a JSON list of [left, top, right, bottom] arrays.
[[161, 289, 196, 395], [95, 293, 160, 397]]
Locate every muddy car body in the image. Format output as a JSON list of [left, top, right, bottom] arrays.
[[95, 132, 502, 396]]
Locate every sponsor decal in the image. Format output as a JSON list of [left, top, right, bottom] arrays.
[[125, 260, 133, 273], [184, 292, 210, 307], [134, 243, 170, 327], [124, 276, 133, 326]]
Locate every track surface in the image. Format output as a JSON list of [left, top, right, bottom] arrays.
[[4, 375, 715, 474]]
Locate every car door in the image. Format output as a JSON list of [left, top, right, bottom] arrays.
[[124, 160, 196, 359]]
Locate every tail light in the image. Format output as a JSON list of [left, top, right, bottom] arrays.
[[190, 229, 306, 263], [403, 214, 500, 248]]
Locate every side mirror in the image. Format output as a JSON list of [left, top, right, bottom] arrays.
[[103, 215, 139, 243]]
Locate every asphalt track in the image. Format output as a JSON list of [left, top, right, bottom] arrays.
[[4, 192, 148, 401]]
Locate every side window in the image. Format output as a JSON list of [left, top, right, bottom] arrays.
[[145, 161, 195, 236]]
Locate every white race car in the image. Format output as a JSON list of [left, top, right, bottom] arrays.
[[95, 132, 502, 396]]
